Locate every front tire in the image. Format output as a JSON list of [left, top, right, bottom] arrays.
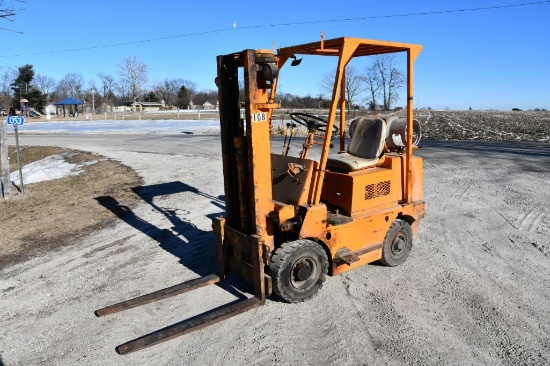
[[269, 239, 329, 303], [380, 219, 413, 266]]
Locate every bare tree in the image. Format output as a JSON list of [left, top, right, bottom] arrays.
[[33, 74, 57, 102], [0, 66, 15, 110], [374, 54, 404, 110], [152, 78, 196, 107], [362, 63, 383, 110], [192, 90, 217, 109], [97, 73, 116, 99], [0, 0, 26, 34], [118, 56, 148, 102], [320, 65, 364, 113], [88, 79, 98, 94], [56, 72, 85, 99], [151, 80, 170, 105], [83, 79, 101, 110], [115, 82, 131, 101]]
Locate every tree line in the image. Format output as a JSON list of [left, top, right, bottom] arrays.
[[320, 54, 405, 112], [0, 54, 404, 114], [0, 57, 204, 114]]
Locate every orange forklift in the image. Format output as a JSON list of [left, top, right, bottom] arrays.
[[96, 35, 424, 354]]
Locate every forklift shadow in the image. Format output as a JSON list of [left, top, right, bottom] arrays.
[[95, 181, 250, 299]]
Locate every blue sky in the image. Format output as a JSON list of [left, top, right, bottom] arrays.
[[1, 0, 549, 110]]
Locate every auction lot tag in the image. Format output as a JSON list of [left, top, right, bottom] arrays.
[[7, 116, 25, 126], [252, 112, 267, 122]]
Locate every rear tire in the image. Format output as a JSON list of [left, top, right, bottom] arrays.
[[380, 219, 412, 266], [269, 239, 329, 303]]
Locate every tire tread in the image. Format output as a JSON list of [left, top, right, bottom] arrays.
[[269, 239, 328, 303]]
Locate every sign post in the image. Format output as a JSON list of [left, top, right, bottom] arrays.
[[7, 116, 25, 193], [0, 117, 10, 199]]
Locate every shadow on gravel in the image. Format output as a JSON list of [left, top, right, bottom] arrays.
[[95, 181, 250, 299]]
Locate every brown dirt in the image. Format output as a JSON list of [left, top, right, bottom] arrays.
[[0, 146, 143, 267]]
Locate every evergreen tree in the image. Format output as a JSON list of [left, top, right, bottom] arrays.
[[144, 91, 160, 103], [176, 85, 190, 109], [10, 64, 47, 113]]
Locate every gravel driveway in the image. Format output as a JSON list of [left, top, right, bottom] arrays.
[[1, 134, 549, 365]]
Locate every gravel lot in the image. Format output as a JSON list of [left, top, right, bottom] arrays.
[[1, 129, 549, 365]]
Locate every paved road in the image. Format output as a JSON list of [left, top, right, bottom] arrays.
[[12, 132, 550, 158]]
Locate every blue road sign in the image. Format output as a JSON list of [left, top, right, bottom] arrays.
[[7, 116, 25, 126]]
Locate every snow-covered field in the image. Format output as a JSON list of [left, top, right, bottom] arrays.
[[14, 119, 220, 135]]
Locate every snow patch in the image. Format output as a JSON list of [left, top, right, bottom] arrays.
[[17, 119, 220, 135], [10, 152, 98, 185]]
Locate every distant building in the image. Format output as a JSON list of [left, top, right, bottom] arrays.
[[113, 101, 165, 112], [113, 102, 132, 112], [134, 101, 164, 111], [203, 101, 217, 110], [189, 100, 218, 110]]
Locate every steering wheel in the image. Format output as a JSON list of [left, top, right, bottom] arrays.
[[289, 112, 339, 135]]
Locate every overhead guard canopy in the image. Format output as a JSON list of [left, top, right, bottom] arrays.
[[277, 37, 422, 59], [277, 36, 423, 205]]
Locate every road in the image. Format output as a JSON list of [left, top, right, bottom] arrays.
[[1, 133, 550, 365]]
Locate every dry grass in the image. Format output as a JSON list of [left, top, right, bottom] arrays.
[[0, 146, 143, 267]]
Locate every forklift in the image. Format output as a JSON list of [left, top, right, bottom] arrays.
[[96, 35, 424, 354]]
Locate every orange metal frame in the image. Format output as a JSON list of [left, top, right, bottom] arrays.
[[276, 36, 422, 206], [215, 36, 424, 285]]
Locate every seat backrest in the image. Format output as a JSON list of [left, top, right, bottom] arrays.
[[347, 117, 386, 159]]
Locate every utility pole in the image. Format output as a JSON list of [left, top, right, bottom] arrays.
[[91, 88, 95, 113]]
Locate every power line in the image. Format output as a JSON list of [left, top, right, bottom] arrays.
[[1, 0, 549, 58], [240, 0, 550, 29], [2, 28, 230, 57]]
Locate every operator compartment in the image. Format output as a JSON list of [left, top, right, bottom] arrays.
[[271, 153, 317, 206], [322, 115, 423, 217]]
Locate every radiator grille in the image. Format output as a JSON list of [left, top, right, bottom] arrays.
[[364, 180, 391, 200]]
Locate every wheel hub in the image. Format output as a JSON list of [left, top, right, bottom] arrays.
[[294, 259, 313, 281], [392, 235, 405, 253]]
